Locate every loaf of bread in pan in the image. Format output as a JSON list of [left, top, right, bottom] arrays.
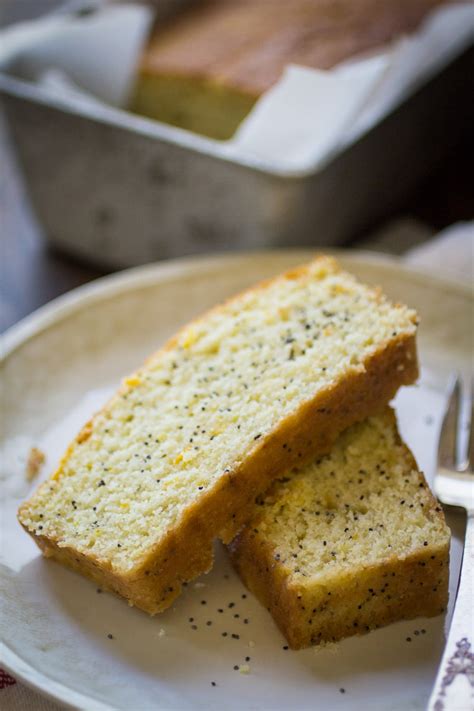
[[228, 409, 450, 649], [131, 0, 453, 139], [18, 256, 418, 614]]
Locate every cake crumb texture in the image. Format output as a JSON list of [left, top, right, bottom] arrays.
[[18, 257, 418, 614]]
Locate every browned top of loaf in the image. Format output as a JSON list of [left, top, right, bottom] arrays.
[[139, 0, 453, 95]]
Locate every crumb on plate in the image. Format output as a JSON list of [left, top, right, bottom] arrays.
[[26, 447, 46, 481]]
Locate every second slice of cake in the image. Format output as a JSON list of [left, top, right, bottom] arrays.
[[228, 410, 450, 648]]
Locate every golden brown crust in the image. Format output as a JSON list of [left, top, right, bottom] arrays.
[[228, 420, 450, 649], [18, 256, 419, 615], [229, 537, 449, 649]]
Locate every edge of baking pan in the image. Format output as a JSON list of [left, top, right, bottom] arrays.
[[1, 29, 472, 182], [0, 71, 288, 177]]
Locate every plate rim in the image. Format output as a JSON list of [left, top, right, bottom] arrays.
[[0, 642, 112, 711], [1, 248, 472, 363], [1, 248, 472, 710]]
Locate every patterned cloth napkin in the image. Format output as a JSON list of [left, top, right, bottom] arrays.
[[2, 222, 472, 709], [0, 671, 64, 711]]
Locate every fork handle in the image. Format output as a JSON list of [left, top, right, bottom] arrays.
[[427, 512, 474, 711]]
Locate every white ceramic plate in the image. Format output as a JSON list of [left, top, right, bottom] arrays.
[[1, 251, 472, 711]]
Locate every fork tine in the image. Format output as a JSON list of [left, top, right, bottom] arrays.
[[438, 374, 461, 470]]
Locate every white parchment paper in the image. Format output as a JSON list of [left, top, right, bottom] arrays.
[[0, 2, 473, 171], [0, 3, 153, 107], [229, 3, 474, 170]]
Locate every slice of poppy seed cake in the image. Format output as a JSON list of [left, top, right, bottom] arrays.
[[228, 410, 450, 649], [19, 257, 419, 614]]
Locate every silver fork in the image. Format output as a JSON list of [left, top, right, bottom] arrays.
[[428, 375, 474, 711]]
